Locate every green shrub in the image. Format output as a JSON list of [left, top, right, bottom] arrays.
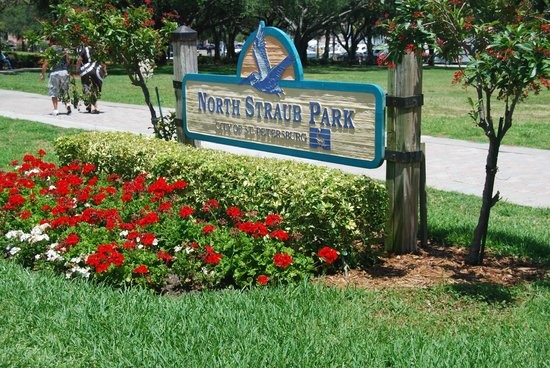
[[54, 132, 387, 265], [6, 51, 44, 68]]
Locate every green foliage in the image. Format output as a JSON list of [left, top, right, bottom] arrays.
[[382, 0, 435, 64], [53, 131, 387, 262]]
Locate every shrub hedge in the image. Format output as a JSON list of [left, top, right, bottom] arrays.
[[54, 132, 387, 264]]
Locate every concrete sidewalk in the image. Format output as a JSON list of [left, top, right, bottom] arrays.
[[1, 89, 549, 208]]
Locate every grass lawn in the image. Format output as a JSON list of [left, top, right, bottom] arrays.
[[1, 63, 549, 149]]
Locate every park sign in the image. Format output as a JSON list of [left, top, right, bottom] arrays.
[[182, 21, 386, 168]]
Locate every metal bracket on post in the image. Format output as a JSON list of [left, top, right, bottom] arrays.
[[386, 94, 424, 109], [384, 149, 423, 163]]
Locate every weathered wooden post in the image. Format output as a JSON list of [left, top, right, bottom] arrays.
[[385, 51, 424, 253], [171, 25, 200, 147]]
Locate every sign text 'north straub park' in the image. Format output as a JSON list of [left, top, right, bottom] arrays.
[[182, 21, 385, 168]]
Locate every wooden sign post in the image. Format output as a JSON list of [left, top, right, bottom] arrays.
[[171, 25, 200, 147], [385, 51, 423, 253]]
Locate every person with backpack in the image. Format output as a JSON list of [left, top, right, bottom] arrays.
[[76, 45, 107, 114]]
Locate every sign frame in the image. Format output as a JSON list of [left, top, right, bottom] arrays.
[[182, 22, 386, 169]]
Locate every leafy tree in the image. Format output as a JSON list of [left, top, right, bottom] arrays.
[[260, 0, 346, 65], [40, 0, 177, 126], [334, 0, 385, 63], [427, 0, 550, 264]]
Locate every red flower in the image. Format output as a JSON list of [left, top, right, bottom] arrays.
[[203, 245, 222, 265], [86, 243, 124, 273], [82, 163, 96, 175], [140, 232, 156, 246], [179, 206, 194, 218], [273, 253, 293, 268], [133, 264, 149, 274], [19, 210, 32, 219], [202, 224, 216, 235], [37, 149, 47, 156], [92, 193, 107, 205], [318, 246, 339, 264], [257, 275, 269, 285], [158, 201, 172, 212], [157, 250, 173, 262], [202, 199, 219, 212], [8, 194, 26, 207], [269, 229, 289, 241], [265, 214, 282, 227], [65, 233, 80, 246], [226, 206, 243, 220]]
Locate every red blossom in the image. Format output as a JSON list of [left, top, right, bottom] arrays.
[[157, 250, 173, 262], [317, 246, 339, 265], [265, 214, 282, 227], [269, 229, 289, 241], [65, 233, 80, 246], [133, 264, 149, 274], [19, 210, 32, 219], [86, 243, 124, 273], [202, 199, 219, 212], [226, 206, 243, 220], [158, 201, 172, 212], [203, 245, 222, 265], [202, 224, 216, 235], [179, 206, 195, 218], [257, 275, 269, 285], [140, 232, 156, 246], [273, 253, 293, 268]]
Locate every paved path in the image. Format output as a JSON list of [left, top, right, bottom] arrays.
[[1, 89, 549, 208]]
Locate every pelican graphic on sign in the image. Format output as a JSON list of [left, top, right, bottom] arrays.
[[240, 22, 294, 97]]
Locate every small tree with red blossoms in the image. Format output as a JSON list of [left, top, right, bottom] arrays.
[[40, 0, 177, 127], [381, 0, 549, 264], [426, 0, 549, 265]]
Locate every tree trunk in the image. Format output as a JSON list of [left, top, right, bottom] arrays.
[[294, 36, 309, 66], [466, 136, 501, 265]]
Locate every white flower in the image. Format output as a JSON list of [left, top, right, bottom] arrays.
[[184, 246, 194, 254], [8, 247, 21, 256], [5, 230, 24, 240], [174, 245, 183, 253], [45, 249, 63, 262], [120, 230, 129, 238], [49, 185, 56, 190], [24, 168, 41, 176], [152, 238, 158, 246], [70, 266, 91, 279], [70, 256, 82, 264]]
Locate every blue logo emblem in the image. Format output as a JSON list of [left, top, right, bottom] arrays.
[[309, 127, 331, 150], [240, 22, 295, 97]]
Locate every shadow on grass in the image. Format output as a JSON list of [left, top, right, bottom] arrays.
[[429, 224, 550, 267], [444, 283, 516, 304]]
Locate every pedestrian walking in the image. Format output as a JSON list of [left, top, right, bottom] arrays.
[[40, 44, 72, 116], [76, 45, 107, 114]]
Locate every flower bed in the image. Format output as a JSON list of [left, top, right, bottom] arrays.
[[53, 132, 388, 263], [1, 151, 345, 291]]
